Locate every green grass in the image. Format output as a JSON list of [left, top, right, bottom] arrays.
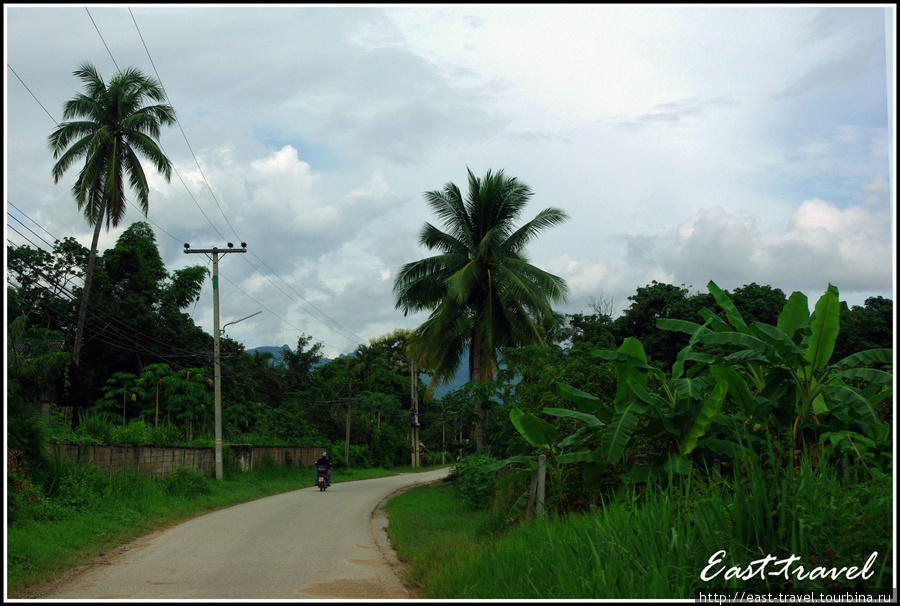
[[385, 459, 894, 599], [6, 462, 449, 597]]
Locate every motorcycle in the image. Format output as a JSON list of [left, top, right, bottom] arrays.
[[316, 464, 331, 491]]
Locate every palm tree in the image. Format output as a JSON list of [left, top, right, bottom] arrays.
[[48, 62, 176, 367], [393, 168, 569, 450]]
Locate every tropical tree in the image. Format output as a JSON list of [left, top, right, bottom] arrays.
[[393, 168, 569, 450], [48, 62, 176, 367]]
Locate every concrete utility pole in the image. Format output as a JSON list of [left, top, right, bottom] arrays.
[[184, 242, 247, 480]]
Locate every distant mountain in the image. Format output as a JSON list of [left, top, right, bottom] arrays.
[[246, 344, 293, 365], [245, 346, 473, 397], [245, 345, 347, 367], [429, 359, 470, 399]]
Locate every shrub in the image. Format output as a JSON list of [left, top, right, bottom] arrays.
[[73, 408, 115, 444], [6, 449, 55, 525], [56, 460, 109, 511], [452, 454, 498, 510], [164, 466, 212, 497], [144, 423, 184, 446], [257, 453, 279, 474], [371, 426, 409, 468], [330, 442, 374, 469], [111, 419, 150, 445]]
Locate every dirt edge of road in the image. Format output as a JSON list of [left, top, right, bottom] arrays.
[[370, 480, 443, 600]]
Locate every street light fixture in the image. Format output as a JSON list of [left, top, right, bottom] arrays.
[[221, 310, 262, 336]]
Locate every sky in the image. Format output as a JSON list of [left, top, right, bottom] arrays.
[[4, 4, 896, 359]]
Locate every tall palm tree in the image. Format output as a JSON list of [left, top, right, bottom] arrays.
[[394, 168, 569, 450], [48, 62, 176, 367]]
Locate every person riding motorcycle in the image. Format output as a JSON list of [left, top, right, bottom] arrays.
[[315, 452, 333, 486]]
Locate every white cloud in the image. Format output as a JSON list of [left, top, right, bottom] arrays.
[[658, 180, 892, 299], [4, 5, 892, 354]]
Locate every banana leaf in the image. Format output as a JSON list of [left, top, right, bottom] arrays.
[[803, 289, 841, 375], [680, 380, 727, 455], [555, 447, 594, 465], [825, 383, 879, 425], [698, 308, 733, 333], [543, 406, 605, 431], [555, 382, 605, 417], [832, 348, 893, 368], [599, 396, 649, 464], [509, 406, 557, 449], [777, 291, 810, 339], [833, 367, 893, 386], [709, 364, 756, 417], [708, 280, 749, 333], [751, 321, 805, 360], [673, 375, 713, 401], [656, 317, 712, 336], [484, 454, 536, 472], [700, 331, 777, 360]]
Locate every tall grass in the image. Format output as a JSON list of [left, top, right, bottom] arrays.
[[387, 454, 893, 599]]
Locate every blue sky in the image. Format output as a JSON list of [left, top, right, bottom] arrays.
[[4, 5, 895, 357]]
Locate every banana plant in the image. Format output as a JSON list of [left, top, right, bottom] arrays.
[[493, 333, 731, 492], [496, 280, 892, 494], [664, 281, 892, 467]]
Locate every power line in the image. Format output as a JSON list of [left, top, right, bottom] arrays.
[[5, 64, 58, 124], [85, 8, 119, 71], [6, 241, 210, 365], [128, 7, 240, 243], [127, 9, 369, 349], [8, 12, 371, 357]]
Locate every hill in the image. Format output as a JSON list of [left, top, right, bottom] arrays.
[[245, 345, 349, 368], [246, 344, 470, 397]]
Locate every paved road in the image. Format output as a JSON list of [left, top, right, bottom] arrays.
[[43, 468, 450, 600]]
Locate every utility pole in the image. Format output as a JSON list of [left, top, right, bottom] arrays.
[[410, 359, 419, 469], [345, 384, 353, 466], [184, 242, 247, 480]]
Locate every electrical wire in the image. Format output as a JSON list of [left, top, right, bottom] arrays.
[[127, 8, 369, 349], [8, 10, 373, 361]]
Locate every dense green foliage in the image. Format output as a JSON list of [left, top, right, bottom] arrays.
[[402, 280, 892, 598]]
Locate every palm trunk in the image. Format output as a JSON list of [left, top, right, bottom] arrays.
[[72, 199, 106, 368], [470, 332, 489, 452]]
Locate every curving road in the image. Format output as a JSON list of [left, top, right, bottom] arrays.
[[42, 468, 450, 600]]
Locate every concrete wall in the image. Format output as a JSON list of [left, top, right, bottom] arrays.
[[229, 445, 323, 472], [47, 441, 326, 479]]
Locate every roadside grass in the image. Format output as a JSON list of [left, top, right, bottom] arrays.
[[385, 457, 894, 600], [383, 481, 496, 590], [6, 461, 449, 597]]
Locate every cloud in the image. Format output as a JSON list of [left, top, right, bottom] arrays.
[[5, 5, 891, 356], [660, 179, 892, 297]]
